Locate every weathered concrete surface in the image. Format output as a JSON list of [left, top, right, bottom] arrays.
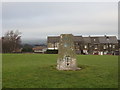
[[57, 34, 80, 70]]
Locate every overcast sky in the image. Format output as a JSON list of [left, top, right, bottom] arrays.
[[2, 2, 118, 41]]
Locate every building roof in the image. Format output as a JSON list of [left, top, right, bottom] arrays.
[[83, 37, 91, 43], [47, 36, 60, 43], [90, 37, 100, 44], [74, 36, 83, 42], [47, 36, 83, 43], [47, 35, 118, 44], [106, 36, 118, 43], [98, 36, 118, 44], [99, 37, 107, 43]]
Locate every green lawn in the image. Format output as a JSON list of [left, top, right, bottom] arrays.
[[2, 54, 118, 88]]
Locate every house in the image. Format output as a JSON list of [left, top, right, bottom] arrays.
[[47, 36, 59, 50], [97, 36, 118, 55], [47, 35, 118, 55], [74, 36, 83, 54], [32, 45, 47, 53], [12, 48, 22, 53]]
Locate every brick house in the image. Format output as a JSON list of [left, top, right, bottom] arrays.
[[47, 35, 118, 55]]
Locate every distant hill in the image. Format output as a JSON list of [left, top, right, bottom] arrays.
[[21, 39, 47, 46]]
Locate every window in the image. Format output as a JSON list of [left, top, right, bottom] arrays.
[[94, 39, 96, 41], [52, 43, 54, 48], [84, 45, 87, 48], [103, 45, 107, 49], [107, 45, 108, 48], [55, 43, 59, 48], [109, 44, 111, 47], [113, 45, 115, 48], [95, 45, 98, 49]]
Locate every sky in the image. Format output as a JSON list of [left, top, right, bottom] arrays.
[[2, 2, 118, 43]]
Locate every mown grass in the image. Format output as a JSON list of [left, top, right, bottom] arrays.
[[2, 54, 118, 88]]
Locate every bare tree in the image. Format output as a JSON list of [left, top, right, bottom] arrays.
[[2, 30, 21, 53]]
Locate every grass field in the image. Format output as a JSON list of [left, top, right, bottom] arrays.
[[2, 54, 118, 88]]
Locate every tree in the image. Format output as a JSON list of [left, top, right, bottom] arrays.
[[22, 44, 33, 52], [2, 30, 21, 53]]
